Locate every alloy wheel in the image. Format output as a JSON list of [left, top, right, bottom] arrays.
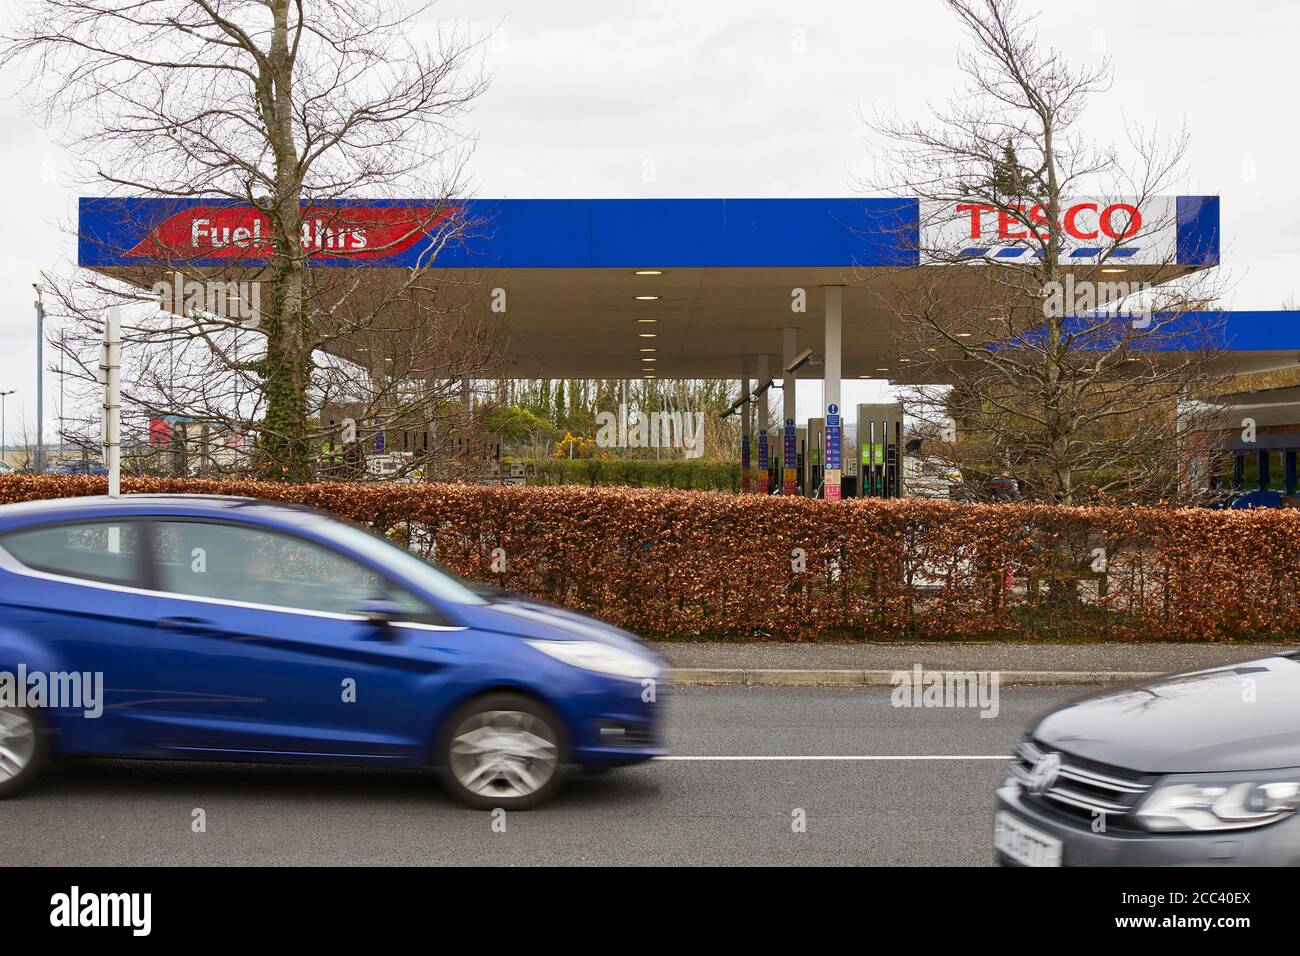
[[448, 709, 559, 800], [0, 708, 37, 783]]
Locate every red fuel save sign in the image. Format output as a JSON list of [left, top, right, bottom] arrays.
[[126, 205, 456, 260]]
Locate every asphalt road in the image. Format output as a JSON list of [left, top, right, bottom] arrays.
[[2, 685, 1089, 866]]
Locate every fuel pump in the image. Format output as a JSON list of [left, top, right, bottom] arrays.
[[805, 417, 824, 498], [856, 403, 904, 497], [843, 439, 859, 497], [796, 426, 807, 495], [775, 422, 806, 495]]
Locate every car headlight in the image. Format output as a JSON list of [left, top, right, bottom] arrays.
[[524, 639, 660, 679], [1137, 776, 1300, 832]]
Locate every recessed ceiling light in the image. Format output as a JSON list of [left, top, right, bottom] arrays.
[[900, 357, 912, 362], [634, 295, 659, 301], [634, 270, 663, 276], [876, 368, 889, 372], [925, 348, 937, 352], [1100, 268, 1127, 274], [637, 318, 658, 324], [641, 357, 656, 362], [956, 332, 972, 337], [638, 333, 657, 338], [639, 348, 656, 352], [858, 374, 870, 378]]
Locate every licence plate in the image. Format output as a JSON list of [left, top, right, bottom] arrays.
[[994, 811, 1063, 867]]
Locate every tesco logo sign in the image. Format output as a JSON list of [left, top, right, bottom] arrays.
[[956, 201, 1143, 241]]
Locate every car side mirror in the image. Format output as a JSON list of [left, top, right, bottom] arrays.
[[356, 598, 401, 631]]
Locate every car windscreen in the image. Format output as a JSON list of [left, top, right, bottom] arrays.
[[322, 520, 488, 606]]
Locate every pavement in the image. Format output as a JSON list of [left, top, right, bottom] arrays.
[[3, 685, 1077, 866], [653, 641, 1298, 686]]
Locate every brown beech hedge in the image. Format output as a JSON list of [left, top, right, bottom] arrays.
[[1, 475, 1297, 643]]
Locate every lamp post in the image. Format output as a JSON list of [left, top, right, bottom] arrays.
[[33, 285, 44, 473], [102, 308, 121, 497], [0, 389, 13, 467]]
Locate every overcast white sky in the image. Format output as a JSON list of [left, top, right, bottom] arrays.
[[1, 0, 1297, 439]]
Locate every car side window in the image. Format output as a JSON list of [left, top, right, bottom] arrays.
[[150, 520, 431, 618], [0, 521, 144, 586]]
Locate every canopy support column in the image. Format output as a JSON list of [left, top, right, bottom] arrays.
[[740, 358, 752, 493], [756, 353, 770, 494]]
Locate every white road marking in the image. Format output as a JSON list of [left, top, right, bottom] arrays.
[[656, 755, 1011, 761]]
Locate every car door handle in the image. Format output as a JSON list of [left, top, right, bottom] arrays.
[[154, 615, 225, 637]]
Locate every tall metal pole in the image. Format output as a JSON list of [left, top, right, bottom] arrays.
[[33, 285, 44, 473], [102, 308, 122, 497], [0, 389, 13, 465], [58, 328, 66, 444], [756, 354, 770, 494], [740, 360, 752, 493]]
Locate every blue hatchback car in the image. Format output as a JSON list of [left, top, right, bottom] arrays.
[[0, 495, 666, 808]]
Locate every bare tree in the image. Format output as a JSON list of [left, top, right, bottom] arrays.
[[5, 0, 498, 481], [864, 0, 1227, 505]]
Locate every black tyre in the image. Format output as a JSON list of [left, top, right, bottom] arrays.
[[437, 693, 568, 810], [0, 706, 48, 798]]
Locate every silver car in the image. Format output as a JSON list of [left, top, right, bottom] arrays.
[[995, 654, 1300, 866]]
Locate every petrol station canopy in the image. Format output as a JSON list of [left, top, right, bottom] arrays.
[[75, 194, 1300, 382]]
